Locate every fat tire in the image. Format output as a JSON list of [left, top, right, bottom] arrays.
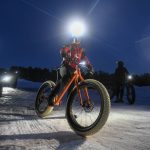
[[66, 79, 110, 137], [0, 86, 2, 97], [127, 85, 135, 105], [35, 80, 55, 118], [107, 87, 115, 100]]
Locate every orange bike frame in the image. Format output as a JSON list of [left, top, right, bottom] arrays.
[[53, 68, 90, 106]]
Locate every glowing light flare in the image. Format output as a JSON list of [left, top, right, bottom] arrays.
[[79, 61, 86, 66], [127, 75, 133, 80], [2, 75, 12, 82], [68, 20, 86, 37]]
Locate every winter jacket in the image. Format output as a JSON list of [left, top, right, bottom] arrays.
[[115, 66, 129, 84], [60, 43, 92, 70]]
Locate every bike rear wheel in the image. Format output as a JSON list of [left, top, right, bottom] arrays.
[[127, 85, 135, 105], [66, 79, 110, 136], [0, 86, 2, 97], [35, 81, 55, 118], [107, 87, 116, 100]]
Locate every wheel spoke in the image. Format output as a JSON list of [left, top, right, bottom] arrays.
[[70, 85, 102, 127], [36, 83, 53, 112], [66, 80, 110, 136]]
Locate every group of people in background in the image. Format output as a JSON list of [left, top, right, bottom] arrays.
[[114, 61, 129, 103]]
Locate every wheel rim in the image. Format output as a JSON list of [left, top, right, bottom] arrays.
[[37, 84, 52, 113], [70, 85, 103, 128]]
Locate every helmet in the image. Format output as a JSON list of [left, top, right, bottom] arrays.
[[116, 60, 124, 66]]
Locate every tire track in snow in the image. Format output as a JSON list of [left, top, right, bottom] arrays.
[[0, 87, 150, 149]]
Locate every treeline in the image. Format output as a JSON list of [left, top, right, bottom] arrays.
[[134, 73, 150, 86], [92, 72, 150, 86], [10, 66, 150, 86], [10, 66, 57, 82]]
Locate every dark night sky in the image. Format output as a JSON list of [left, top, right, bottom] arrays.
[[0, 0, 150, 74]]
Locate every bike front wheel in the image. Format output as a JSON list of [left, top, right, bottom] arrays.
[[66, 79, 110, 137]]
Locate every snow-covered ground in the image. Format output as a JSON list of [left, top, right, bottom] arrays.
[[0, 80, 150, 150]]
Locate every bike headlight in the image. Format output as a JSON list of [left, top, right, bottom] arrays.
[[79, 61, 86, 66], [127, 75, 133, 80]]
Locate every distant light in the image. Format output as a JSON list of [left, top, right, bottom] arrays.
[[15, 71, 18, 74], [128, 75, 133, 80], [2, 75, 12, 82], [68, 20, 86, 37]]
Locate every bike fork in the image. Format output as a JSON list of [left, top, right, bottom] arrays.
[[75, 78, 83, 106], [75, 79, 90, 106]]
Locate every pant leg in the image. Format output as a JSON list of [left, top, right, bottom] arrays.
[[48, 65, 71, 105], [120, 84, 125, 101], [116, 84, 120, 100]]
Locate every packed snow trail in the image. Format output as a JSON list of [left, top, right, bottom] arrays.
[[0, 87, 150, 150]]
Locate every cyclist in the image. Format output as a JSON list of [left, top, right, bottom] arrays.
[[114, 61, 129, 103], [48, 40, 93, 105]]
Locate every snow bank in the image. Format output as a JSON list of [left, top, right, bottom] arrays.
[[135, 86, 150, 105], [17, 79, 41, 91], [0, 84, 150, 149]]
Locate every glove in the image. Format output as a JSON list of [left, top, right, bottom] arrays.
[[89, 71, 94, 75], [89, 66, 94, 75]]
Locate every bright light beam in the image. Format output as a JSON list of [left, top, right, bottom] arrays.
[[68, 20, 86, 37], [2, 75, 12, 82], [87, 0, 100, 16], [19, 0, 63, 23]]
